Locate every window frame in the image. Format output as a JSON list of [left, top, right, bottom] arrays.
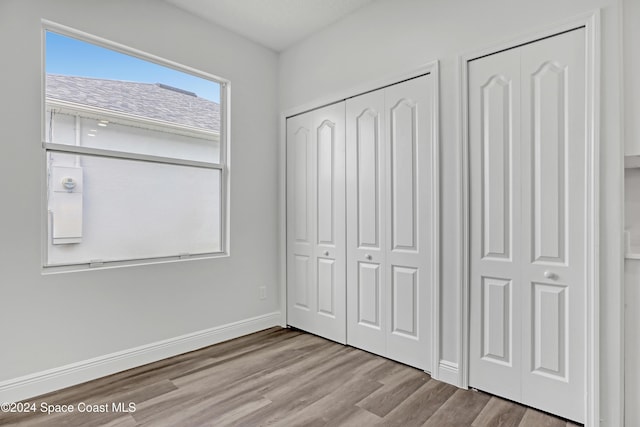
[[41, 20, 231, 272]]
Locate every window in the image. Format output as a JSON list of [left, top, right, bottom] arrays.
[[43, 24, 228, 269]]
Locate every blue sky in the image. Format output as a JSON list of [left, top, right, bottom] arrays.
[[45, 31, 220, 102]]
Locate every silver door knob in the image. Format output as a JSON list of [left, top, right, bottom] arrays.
[[323, 251, 329, 256], [365, 254, 372, 260], [544, 271, 557, 280]]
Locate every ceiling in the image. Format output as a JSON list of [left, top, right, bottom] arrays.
[[165, 0, 376, 52]]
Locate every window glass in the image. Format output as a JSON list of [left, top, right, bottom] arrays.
[[44, 29, 226, 268]]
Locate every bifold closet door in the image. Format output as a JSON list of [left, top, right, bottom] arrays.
[[286, 102, 346, 344], [346, 75, 434, 370], [468, 28, 586, 422]]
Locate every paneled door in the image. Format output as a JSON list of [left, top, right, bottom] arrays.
[[469, 28, 586, 422], [346, 75, 434, 370], [286, 103, 346, 344]]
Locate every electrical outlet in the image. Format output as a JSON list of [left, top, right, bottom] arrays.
[[259, 286, 267, 300]]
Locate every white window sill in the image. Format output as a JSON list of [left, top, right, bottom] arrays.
[[42, 251, 229, 275]]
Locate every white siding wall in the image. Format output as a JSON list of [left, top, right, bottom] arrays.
[[46, 111, 222, 265], [47, 112, 221, 162], [0, 0, 279, 389], [279, 0, 624, 425]]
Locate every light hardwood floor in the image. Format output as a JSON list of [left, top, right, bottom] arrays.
[[1, 327, 581, 426]]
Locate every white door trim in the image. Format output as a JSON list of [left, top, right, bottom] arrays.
[[279, 61, 440, 377], [459, 11, 600, 426]]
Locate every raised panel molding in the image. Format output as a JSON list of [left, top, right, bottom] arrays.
[[317, 258, 336, 317], [481, 75, 512, 260], [390, 99, 417, 252], [356, 108, 380, 249], [532, 282, 567, 380], [481, 276, 512, 365], [531, 61, 567, 264], [358, 262, 381, 328], [294, 255, 310, 309], [317, 120, 335, 245], [294, 127, 309, 243], [391, 265, 418, 338]]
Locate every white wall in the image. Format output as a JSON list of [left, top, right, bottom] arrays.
[[624, 0, 640, 155], [0, 0, 279, 387], [624, 0, 640, 425], [279, 0, 624, 425]]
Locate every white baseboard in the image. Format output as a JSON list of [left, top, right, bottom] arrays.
[[436, 360, 460, 387], [0, 311, 281, 403]]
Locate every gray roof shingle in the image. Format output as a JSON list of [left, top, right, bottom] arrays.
[[46, 74, 220, 133]]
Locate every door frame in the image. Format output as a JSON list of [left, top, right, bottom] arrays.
[[279, 61, 441, 376], [459, 11, 600, 426]]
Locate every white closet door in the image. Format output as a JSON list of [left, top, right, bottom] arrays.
[[469, 47, 522, 401], [384, 77, 433, 370], [346, 75, 433, 371], [346, 88, 387, 356], [469, 28, 586, 422], [519, 29, 585, 422], [286, 102, 346, 344]]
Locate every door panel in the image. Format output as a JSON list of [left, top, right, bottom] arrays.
[[293, 127, 310, 243], [287, 102, 346, 344], [390, 100, 417, 251], [531, 282, 567, 378], [317, 121, 336, 245], [469, 47, 522, 401], [347, 89, 387, 356], [294, 255, 310, 309], [520, 28, 585, 422], [469, 28, 586, 423], [288, 113, 314, 333], [481, 76, 512, 260], [391, 266, 418, 337], [531, 62, 567, 263], [358, 262, 381, 328], [317, 258, 336, 317], [481, 276, 512, 365], [384, 76, 433, 370], [356, 109, 381, 248]]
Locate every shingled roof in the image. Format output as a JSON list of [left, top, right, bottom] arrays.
[[46, 74, 220, 133]]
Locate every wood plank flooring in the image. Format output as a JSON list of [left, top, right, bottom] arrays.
[[0, 327, 581, 426]]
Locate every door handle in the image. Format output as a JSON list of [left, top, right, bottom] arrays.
[[365, 254, 373, 260], [323, 251, 329, 256], [544, 271, 558, 280]]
